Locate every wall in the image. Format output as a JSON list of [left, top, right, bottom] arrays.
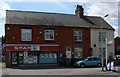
[[91, 28, 114, 58], [5, 24, 91, 61]]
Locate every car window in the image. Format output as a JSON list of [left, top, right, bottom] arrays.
[[93, 58, 97, 61], [88, 58, 92, 61]]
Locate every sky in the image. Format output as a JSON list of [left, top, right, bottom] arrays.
[[0, 0, 119, 37]]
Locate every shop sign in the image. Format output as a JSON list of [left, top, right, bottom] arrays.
[[14, 46, 31, 50], [6, 46, 31, 51], [31, 45, 40, 51], [40, 46, 59, 51], [6, 44, 59, 51]]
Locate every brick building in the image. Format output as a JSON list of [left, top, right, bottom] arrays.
[[115, 36, 120, 55], [5, 5, 114, 67]]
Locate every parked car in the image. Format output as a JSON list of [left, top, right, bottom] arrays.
[[74, 56, 101, 67]]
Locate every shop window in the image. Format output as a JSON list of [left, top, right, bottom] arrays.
[[11, 52, 18, 65], [39, 52, 57, 64], [74, 47, 82, 58], [21, 29, 32, 41], [23, 51, 38, 64], [74, 31, 82, 42], [19, 52, 24, 64], [44, 29, 54, 40]]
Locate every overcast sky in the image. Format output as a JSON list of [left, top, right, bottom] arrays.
[[0, 0, 119, 37]]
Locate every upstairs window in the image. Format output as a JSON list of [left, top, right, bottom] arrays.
[[44, 29, 54, 40], [74, 31, 82, 42], [21, 29, 32, 41], [99, 32, 106, 44]]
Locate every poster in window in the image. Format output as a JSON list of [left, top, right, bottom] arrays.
[[49, 53, 53, 58], [66, 51, 71, 59], [40, 54, 44, 58], [44, 54, 48, 59], [53, 53, 57, 58], [12, 52, 17, 64]]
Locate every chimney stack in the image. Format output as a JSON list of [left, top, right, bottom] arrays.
[[75, 5, 84, 17]]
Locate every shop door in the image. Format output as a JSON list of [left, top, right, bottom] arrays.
[[11, 52, 18, 66], [39, 51, 57, 64]]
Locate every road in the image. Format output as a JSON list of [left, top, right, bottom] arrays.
[[1, 62, 120, 77], [2, 67, 119, 75]]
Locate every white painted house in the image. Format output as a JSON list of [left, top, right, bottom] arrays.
[[86, 16, 115, 59]]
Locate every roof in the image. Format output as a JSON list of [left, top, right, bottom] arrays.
[[6, 10, 114, 30]]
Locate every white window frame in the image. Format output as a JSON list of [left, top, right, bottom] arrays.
[[74, 31, 82, 42], [74, 47, 82, 58], [21, 29, 32, 41], [44, 29, 54, 41]]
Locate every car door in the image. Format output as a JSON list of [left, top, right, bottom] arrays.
[[85, 57, 93, 66], [92, 57, 98, 66]]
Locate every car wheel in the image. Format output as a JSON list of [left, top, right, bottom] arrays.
[[80, 63, 85, 68], [97, 63, 101, 67]]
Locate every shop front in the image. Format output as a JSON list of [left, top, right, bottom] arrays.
[[6, 44, 59, 67]]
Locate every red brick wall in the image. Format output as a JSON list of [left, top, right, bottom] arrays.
[[5, 51, 10, 67], [115, 37, 120, 47], [5, 24, 91, 66], [114, 37, 120, 55]]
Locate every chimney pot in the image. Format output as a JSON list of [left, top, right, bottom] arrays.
[[75, 5, 84, 17]]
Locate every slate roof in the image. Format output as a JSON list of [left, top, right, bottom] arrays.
[[6, 10, 114, 30]]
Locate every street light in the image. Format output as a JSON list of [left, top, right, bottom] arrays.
[[105, 38, 108, 71], [101, 14, 109, 71]]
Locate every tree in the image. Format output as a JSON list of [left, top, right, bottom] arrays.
[[2, 36, 6, 56]]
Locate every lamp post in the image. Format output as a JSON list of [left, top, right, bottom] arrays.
[[101, 14, 109, 71], [105, 38, 108, 71]]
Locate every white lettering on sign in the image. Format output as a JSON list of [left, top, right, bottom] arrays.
[[14, 47, 18, 50], [14, 46, 31, 50]]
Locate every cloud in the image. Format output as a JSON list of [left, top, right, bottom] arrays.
[[86, 2, 118, 37], [0, 0, 68, 2], [69, 0, 119, 2], [112, 25, 118, 37], [0, 2, 11, 37], [0, 0, 119, 2]]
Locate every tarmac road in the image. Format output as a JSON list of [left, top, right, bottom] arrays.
[[2, 67, 116, 75], [1, 62, 120, 77]]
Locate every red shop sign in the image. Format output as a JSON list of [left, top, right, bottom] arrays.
[[6, 46, 31, 51]]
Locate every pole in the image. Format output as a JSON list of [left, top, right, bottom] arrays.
[[101, 19, 104, 71], [101, 14, 109, 71], [105, 38, 108, 71]]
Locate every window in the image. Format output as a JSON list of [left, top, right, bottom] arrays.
[[93, 58, 97, 61], [44, 29, 54, 40], [21, 29, 32, 41], [88, 58, 92, 61], [66, 47, 72, 58], [74, 47, 82, 58], [103, 48, 106, 58], [74, 31, 82, 41], [99, 32, 106, 44], [99, 47, 106, 58]]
